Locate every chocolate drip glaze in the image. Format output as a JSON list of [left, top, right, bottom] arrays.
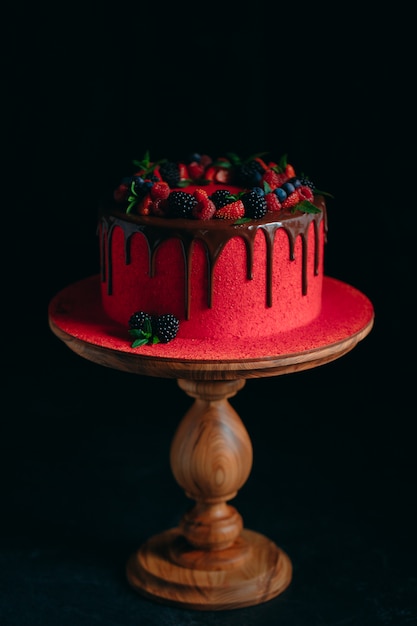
[[99, 197, 327, 320]]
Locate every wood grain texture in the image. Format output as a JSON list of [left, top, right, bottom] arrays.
[[124, 378, 292, 609], [126, 528, 292, 610], [171, 380, 251, 550], [49, 316, 374, 381]]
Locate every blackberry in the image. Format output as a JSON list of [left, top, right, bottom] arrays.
[[298, 176, 315, 191], [128, 310, 153, 331], [241, 189, 268, 219], [210, 189, 236, 209], [235, 160, 265, 187], [154, 314, 180, 343], [167, 191, 197, 218], [159, 161, 181, 187]]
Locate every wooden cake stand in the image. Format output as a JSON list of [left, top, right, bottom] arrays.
[[48, 275, 374, 611]]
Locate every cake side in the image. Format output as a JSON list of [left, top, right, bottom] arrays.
[[99, 197, 326, 340]]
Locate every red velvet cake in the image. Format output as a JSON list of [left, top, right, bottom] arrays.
[[98, 152, 330, 345]]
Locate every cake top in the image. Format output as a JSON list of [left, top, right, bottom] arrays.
[[111, 151, 330, 222]]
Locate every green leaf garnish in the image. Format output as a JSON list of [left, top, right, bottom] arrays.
[[129, 321, 153, 347], [143, 317, 153, 335], [211, 159, 234, 169], [126, 180, 139, 214], [131, 150, 165, 180], [314, 188, 334, 199], [234, 217, 252, 224], [291, 200, 322, 214], [131, 337, 151, 348]]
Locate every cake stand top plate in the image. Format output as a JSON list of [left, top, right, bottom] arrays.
[[48, 275, 374, 380]]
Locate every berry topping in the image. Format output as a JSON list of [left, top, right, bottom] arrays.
[[274, 187, 287, 202], [281, 191, 300, 210], [167, 191, 198, 218], [265, 192, 282, 212], [150, 181, 170, 201], [210, 189, 237, 209], [262, 168, 287, 190], [192, 188, 217, 220], [235, 159, 265, 187], [241, 189, 268, 219], [214, 199, 245, 220], [159, 161, 181, 187], [113, 152, 331, 220], [299, 176, 315, 190], [282, 181, 296, 195], [297, 185, 315, 202]]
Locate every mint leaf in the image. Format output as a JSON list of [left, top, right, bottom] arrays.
[[143, 318, 153, 335], [131, 337, 151, 348], [314, 188, 334, 199], [292, 200, 322, 214]]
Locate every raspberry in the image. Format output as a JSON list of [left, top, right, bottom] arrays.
[[262, 169, 287, 190], [265, 192, 282, 212], [297, 185, 314, 202], [187, 161, 205, 180], [192, 189, 216, 220], [150, 181, 170, 201], [281, 191, 300, 210], [214, 199, 245, 220], [113, 183, 129, 203]]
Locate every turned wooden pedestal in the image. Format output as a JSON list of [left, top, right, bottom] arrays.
[[126, 378, 292, 609], [48, 275, 374, 610]]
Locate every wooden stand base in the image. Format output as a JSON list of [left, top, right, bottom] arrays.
[[125, 378, 292, 610], [126, 528, 292, 611], [48, 276, 374, 611]]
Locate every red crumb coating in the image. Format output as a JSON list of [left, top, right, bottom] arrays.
[[100, 218, 325, 340]]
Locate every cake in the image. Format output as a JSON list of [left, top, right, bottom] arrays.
[[98, 151, 330, 347]]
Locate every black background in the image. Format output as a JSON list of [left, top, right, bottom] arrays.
[[2, 3, 416, 625]]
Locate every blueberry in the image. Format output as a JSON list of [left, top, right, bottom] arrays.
[[282, 182, 295, 194], [274, 187, 287, 202], [252, 186, 265, 196], [187, 152, 201, 163]]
